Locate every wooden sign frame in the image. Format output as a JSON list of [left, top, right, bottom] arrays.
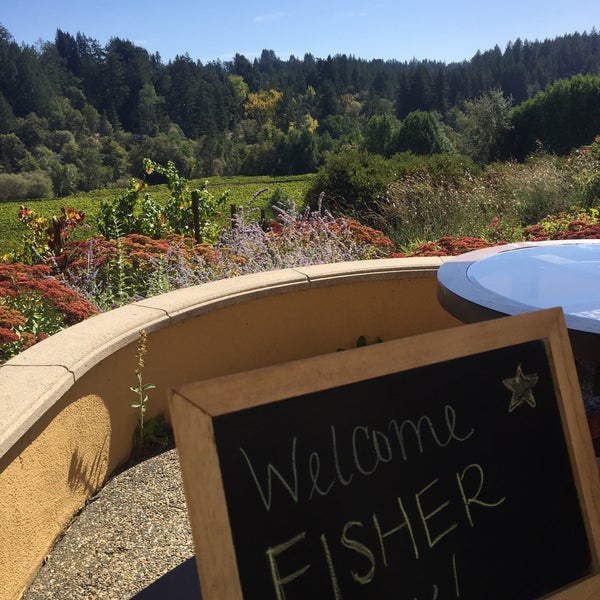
[[168, 307, 600, 600]]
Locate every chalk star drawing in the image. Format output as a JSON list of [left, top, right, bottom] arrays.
[[503, 363, 539, 412]]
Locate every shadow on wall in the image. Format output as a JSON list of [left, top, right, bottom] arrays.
[[68, 435, 110, 495]]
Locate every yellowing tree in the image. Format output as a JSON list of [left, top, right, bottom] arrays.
[[287, 114, 319, 133], [244, 89, 283, 126]]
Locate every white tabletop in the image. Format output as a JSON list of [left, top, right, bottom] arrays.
[[467, 243, 600, 321], [437, 240, 600, 341]]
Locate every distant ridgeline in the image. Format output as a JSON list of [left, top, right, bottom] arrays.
[[0, 23, 599, 183]]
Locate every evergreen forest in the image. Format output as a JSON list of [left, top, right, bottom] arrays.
[[0, 23, 600, 200]]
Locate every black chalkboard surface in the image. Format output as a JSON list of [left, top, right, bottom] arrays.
[[169, 308, 600, 600]]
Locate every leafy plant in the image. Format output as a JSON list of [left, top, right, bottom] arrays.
[[97, 178, 165, 240], [337, 335, 384, 351], [0, 304, 29, 363], [130, 330, 157, 450], [129, 329, 172, 454], [139, 413, 172, 448], [13, 204, 86, 264], [97, 159, 228, 243], [483, 215, 524, 244]]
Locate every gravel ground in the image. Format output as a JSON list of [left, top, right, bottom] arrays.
[[22, 449, 195, 600]]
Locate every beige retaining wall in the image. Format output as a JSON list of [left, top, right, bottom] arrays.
[[0, 258, 459, 600]]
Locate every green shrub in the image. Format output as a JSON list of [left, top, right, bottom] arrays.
[[306, 149, 481, 225], [304, 149, 396, 216], [97, 179, 165, 239], [50, 162, 78, 197], [0, 173, 24, 202], [21, 171, 52, 199], [0, 171, 52, 202], [506, 74, 600, 160], [388, 110, 455, 156]]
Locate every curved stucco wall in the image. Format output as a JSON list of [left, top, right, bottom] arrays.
[[0, 258, 459, 600]]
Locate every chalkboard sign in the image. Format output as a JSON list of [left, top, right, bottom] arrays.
[[168, 307, 600, 600]]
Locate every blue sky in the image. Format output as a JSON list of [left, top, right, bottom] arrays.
[[2, 0, 598, 64]]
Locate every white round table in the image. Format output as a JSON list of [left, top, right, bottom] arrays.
[[437, 240, 600, 362]]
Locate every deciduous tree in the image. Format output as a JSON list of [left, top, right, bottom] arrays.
[[455, 88, 513, 163]]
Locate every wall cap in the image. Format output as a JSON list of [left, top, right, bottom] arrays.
[[0, 258, 442, 461]]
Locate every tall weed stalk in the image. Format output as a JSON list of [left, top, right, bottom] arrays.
[[130, 330, 156, 450]]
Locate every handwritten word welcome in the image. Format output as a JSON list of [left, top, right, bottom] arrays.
[[240, 403, 474, 512]]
